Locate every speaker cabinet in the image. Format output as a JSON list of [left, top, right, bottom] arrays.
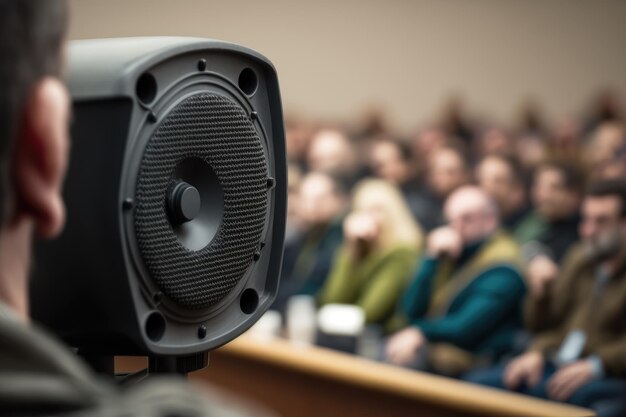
[[30, 37, 286, 358]]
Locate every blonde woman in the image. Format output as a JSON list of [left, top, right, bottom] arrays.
[[318, 178, 423, 325]]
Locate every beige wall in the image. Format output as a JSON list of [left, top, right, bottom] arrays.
[[68, 0, 626, 131]]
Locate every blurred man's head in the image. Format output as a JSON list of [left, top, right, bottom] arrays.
[[369, 139, 413, 186], [306, 128, 357, 178], [285, 118, 314, 165], [476, 154, 526, 217], [588, 122, 626, 167], [552, 117, 581, 149], [411, 126, 447, 161], [0, 0, 69, 318], [297, 172, 347, 228], [444, 186, 499, 245], [478, 126, 512, 156], [515, 133, 547, 171], [427, 145, 470, 199], [531, 160, 584, 221], [579, 180, 626, 261]]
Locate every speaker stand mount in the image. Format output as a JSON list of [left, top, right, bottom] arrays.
[[78, 350, 210, 382], [148, 351, 210, 376]]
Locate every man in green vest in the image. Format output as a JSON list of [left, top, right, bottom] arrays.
[[384, 186, 526, 376]]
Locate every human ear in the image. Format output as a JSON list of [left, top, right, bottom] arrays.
[[12, 77, 70, 239]]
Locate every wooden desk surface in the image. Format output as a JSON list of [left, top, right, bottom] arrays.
[[118, 337, 594, 417]]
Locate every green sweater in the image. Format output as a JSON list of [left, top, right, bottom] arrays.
[[318, 246, 419, 325]]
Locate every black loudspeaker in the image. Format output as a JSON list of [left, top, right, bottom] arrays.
[[30, 37, 286, 364]]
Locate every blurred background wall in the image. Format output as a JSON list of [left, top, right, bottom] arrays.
[[68, 0, 626, 131]]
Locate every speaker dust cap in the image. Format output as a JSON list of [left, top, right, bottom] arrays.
[[134, 93, 269, 310]]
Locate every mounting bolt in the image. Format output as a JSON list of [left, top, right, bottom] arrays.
[[197, 59, 207, 71], [253, 250, 261, 261], [147, 111, 157, 123], [122, 198, 134, 210], [250, 111, 258, 121], [198, 324, 207, 339], [152, 291, 163, 305], [266, 177, 275, 189]]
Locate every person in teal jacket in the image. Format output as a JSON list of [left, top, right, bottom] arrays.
[[384, 186, 527, 376]]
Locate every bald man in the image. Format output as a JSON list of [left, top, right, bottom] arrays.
[[384, 186, 526, 376]]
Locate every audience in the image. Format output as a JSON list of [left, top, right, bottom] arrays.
[[318, 179, 422, 326], [2, 0, 625, 413], [465, 180, 626, 417], [274, 88, 626, 412], [383, 186, 526, 376]]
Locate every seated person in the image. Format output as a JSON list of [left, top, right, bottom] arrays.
[[368, 138, 435, 233], [384, 186, 526, 376], [516, 160, 584, 299], [516, 159, 583, 257], [412, 144, 472, 233], [465, 179, 626, 417], [475, 154, 530, 234], [306, 128, 363, 188], [318, 178, 422, 326], [273, 172, 346, 314]]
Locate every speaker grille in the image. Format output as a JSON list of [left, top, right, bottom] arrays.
[[134, 93, 269, 309]]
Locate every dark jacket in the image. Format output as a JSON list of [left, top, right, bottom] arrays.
[[273, 217, 344, 314], [0, 302, 266, 417], [515, 212, 580, 263]]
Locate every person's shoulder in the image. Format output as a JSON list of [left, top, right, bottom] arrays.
[[0, 314, 272, 417], [472, 264, 526, 294], [382, 245, 420, 261], [109, 377, 275, 417], [0, 312, 108, 414], [557, 242, 594, 280], [560, 242, 588, 266]]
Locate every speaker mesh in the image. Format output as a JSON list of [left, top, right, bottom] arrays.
[[134, 93, 269, 309]]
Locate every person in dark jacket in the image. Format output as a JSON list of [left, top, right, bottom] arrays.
[[273, 172, 346, 314], [517, 159, 584, 300]]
